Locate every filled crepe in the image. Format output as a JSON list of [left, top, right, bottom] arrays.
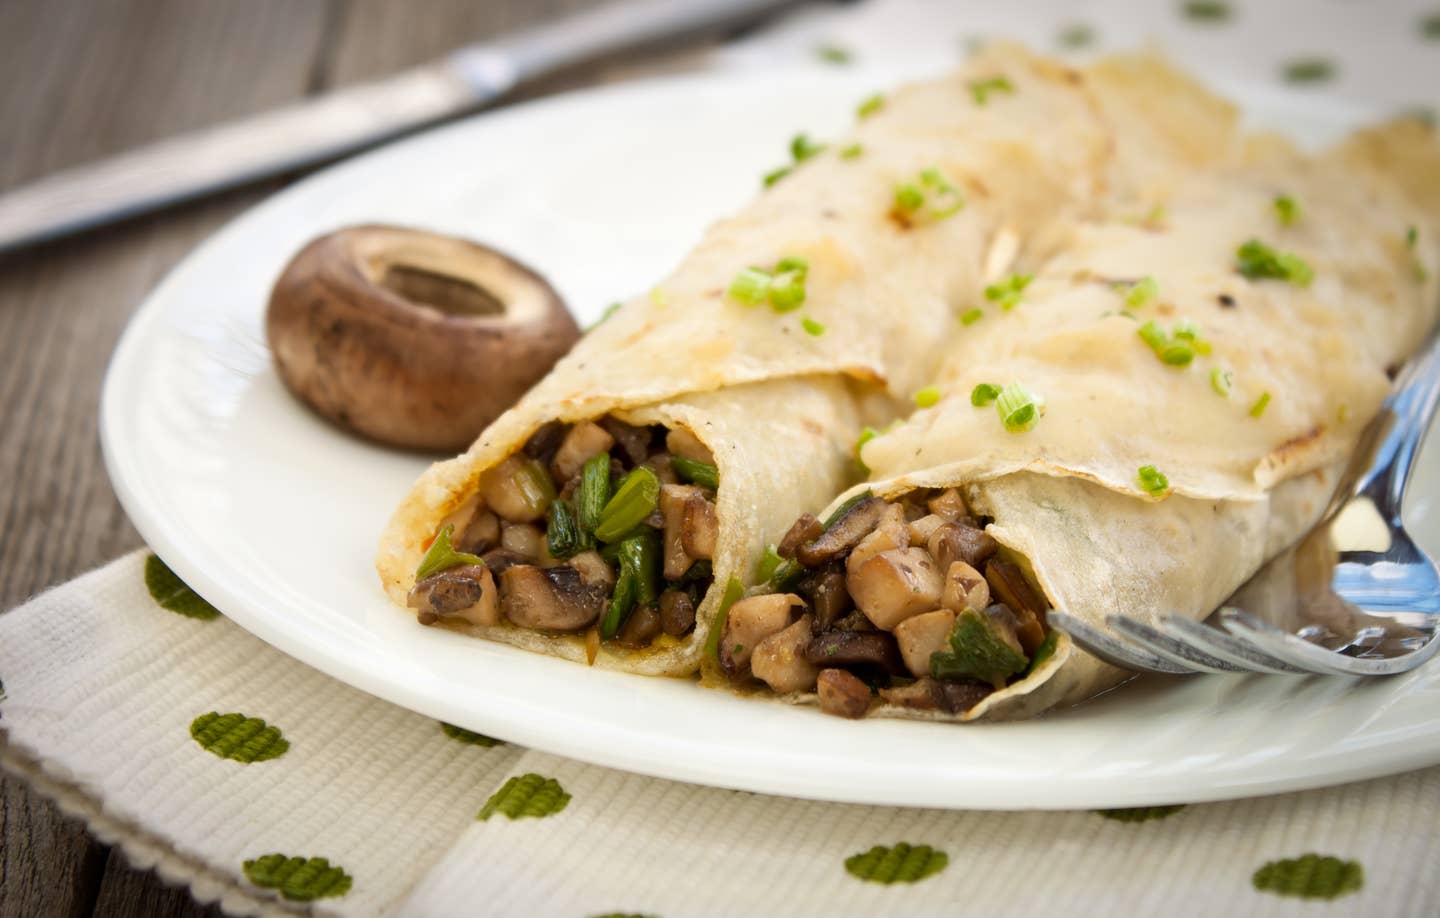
[[376, 46, 1235, 675], [709, 119, 1440, 719]]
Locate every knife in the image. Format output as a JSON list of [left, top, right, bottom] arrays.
[[0, 0, 805, 254]]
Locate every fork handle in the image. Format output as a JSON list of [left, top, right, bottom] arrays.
[[1360, 331, 1440, 521]]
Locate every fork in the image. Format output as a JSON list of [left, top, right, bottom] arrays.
[[1050, 331, 1440, 677]]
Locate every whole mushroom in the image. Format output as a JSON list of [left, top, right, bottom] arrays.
[[266, 225, 580, 452]]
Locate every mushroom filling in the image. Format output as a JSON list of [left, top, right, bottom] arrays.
[[720, 488, 1054, 719], [406, 417, 719, 651]]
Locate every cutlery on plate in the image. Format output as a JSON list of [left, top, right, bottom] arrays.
[[1051, 329, 1440, 676], [0, 0, 803, 254]]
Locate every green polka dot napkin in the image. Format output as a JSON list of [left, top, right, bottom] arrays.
[[2, 555, 1437, 916], [4, 2, 1440, 914]]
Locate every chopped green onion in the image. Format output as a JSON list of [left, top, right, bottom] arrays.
[[801, 316, 826, 336], [594, 466, 661, 542], [1283, 57, 1335, 85], [995, 382, 1042, 432], [930, 607, 1028, 687], [969, 75, 1015, 106], [790, 133, 827, 162], [1274, 195, 1300, 226], [816, 44, 853, 65], [672, 456, 719, 491], [857, 93, 885, 118], [984, 273, 1032, 310], [727, 266, 771, 305], [1139, 319, 1211, 366], [914, 386, 942, 408], [1210, 367, 1233, 397], [588, 301, 623, 331], [1123, 276, 1159, 308], [1408, 226, 1419, 249], [1424, 12, 1440, 39], [1057, 23, 1094, 49], [839, 143, 864, 159], [1159, 341, 1196, 366], [768, 268, 807, 312], [1249, 391, 1272, 418], [620, 530, 660, 605], [1136, 464, 1170, 497], [600, 564, 636, 639], [854, 425, 879, 474], [894, 183, 924, 214], [971, 383, 1002, 406], [545, 501, 584, 559], [649, 287, 668, 308], [1137, 320, 1168, 350], [577, 452, 612, 537], [1183, 0, 1230, 21], [775, 256, 809, 274], [960, 307, 984, 326], [704, 577, 746, 660], [762, 165, 793, 187], [414, 524, 486, 581], [755, 545, 784, 582]]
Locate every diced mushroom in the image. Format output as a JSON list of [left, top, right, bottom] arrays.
[[751, 614, 820, 693], [500, 522, 545, 559], [718, 593, 804, 678], [893, 608, 958, 678], [681, 494, 718, 560], [498, 564, 606, 631], [480, 455, 555, 523], [479, 548, 532, 576], [816, 668, 871, 719], [522, 421, 567, 465], [568, 550, 615, 592], [878, 678, 940, 710], [777, 514, 823, 559], [931, 678, 993, 714], [802, 566, 852, 629], [846, 547, 944, 631], [805, 629, 907, 676], [407, 564, 499, 627], [907, 513, 948, 546], [550, 420, 615, 482], [980, 603, 1027, 659], [660, 484, 702, 580], [927, 488, 969, 522], [846, 503, 909, 571], [615, 602, 663, 648], [600, 416, 652, 466], [795, 497, 887, 567], [658, 590, 696, 636], [665, 426, 715, 465], [928, 520, 998, 572], [984, 560, 1047, 653], [648, 453, 679, 485], [459, 509, 500, 554], [941, 561, 990, 613]]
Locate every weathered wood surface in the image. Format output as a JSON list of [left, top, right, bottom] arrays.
[[0, 1, 666, 914]]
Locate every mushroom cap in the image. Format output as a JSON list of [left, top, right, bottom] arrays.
[[266, 224, 580, 452]]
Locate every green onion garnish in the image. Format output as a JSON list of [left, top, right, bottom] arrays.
[[855, 425, 879, 474], [995, 383, 1042, 432], [984, 273, 1032, 310], [727, 267, 771, 306], [1183, 0, 1230, 21], [1137, 320, 1168, 351], [594, 466, 661, 542], [768, 268, 807, 312], [969, 75, 1015, 105], [839, 143, 864, 159], [1139, 319, 1211, 366], [816, 44, 853, 65], [960, 307, 984, 325], [1122, 276, 1159, 308], [650, 287, 668, 308], [971, 383, 1002, 406], [791, 133, 826, 162], [801, 316, 826, 336], [672, 456, 719, 491], [1408, 226, 1419, 249], [755, 545, 784, 582], [762, 165, 793, 187], [545, 501, 584, 559], [1274, 195, 1300, 226], [914, 386, 942, 408], [857, 93, 885, 118], [1283, 58, 1335, 85], [1249, 391, 1272, 418], [588, 301, 623, 331], [577, 452, 612, 537], [1160, 341, 1196, 366], [893, 183, 924, 214], [414, 524, 487, 581], [704, 577, 746, 660], [1058, 23, 1094, 49], [1210, 367, 1233, 397], [1236, 239, 1313, 286], [1136, 464, 1170, 497], [601, 564, 636, 639]]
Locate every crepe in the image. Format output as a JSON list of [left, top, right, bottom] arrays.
[[715, 118, 1440, 718], [376, 45, 1241, 676]]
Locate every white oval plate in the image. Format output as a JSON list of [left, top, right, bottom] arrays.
[[101, 66, 1440, 810]]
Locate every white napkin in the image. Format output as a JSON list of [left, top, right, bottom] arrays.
[[5, 1, 1440, 914]]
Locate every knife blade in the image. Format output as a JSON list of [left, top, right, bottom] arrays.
[[0, 0, 803, 254]]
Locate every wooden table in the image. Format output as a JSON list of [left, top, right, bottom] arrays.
[[0, 2, 725, 913]]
